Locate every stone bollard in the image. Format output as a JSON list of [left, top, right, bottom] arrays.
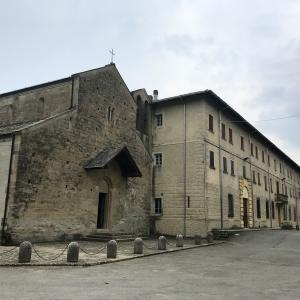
[[176, 234, 184, 247], [67, 241, 79, 263], [194, 234, 202, 245], [107, 240, 117, 259], [18, 241, 32, 263], [158, 236, 167, 250], [133, 237, 144, 254], [207, 231, 214, 243]]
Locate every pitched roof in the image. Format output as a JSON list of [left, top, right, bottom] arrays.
[[84, 144, 142, 177]]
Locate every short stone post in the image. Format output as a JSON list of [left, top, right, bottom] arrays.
[[133, 237, 143, 254], [194, 234, 202, 245], [18, 241, 32, 263], [158, 236, 167, 250], [107, 240, 117, 259], [67, 241, 79, 263], [176, 234, 184, 247], [207, 231, 214, 243]]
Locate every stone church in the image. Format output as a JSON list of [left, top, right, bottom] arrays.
[[0, 63, 299, 244]]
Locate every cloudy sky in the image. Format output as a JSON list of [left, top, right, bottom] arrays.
[[1, 0, 299, 164]]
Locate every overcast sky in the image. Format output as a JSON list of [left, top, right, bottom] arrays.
[[1, 0, 299, 164]]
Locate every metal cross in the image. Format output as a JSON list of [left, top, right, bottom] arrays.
[[109, 49, 115, 63]]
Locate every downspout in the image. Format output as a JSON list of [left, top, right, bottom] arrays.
[[1, 134, 15, 245], [203, 141, 208, 232], [248, 134, 255, 228], [183, 101, 187, 237], [218, 110, 224, 229], [267, 148, 272, 228]]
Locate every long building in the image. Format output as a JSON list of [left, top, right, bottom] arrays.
[[0, 64, 299, 244]]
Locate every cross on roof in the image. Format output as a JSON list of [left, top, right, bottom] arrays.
[[109, 49, 115, 63]]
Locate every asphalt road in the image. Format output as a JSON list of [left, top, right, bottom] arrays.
[[1, 230, 300, 300]]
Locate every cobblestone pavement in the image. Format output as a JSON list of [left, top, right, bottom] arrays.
[[0, 237, 209, 266]]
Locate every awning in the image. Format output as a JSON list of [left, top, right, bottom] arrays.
[[84, 144, 142, 177]]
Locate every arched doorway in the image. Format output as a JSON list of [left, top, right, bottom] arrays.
[[97, 178, 111, 229]]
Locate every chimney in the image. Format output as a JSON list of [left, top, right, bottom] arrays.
[[153, 90, 158, 101]]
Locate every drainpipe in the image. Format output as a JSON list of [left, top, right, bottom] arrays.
[[183, 102, 187, 237], [218, 110, 224, 229], [248, 134, 255, 228], [203, 141, 208, 232], [267, 148, 272, 228], [1, 134, 15, 245]]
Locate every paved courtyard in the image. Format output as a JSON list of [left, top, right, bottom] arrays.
[[0, 230, 300, 299]]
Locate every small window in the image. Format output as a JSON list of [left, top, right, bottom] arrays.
[[221, 123, 226, 140], [255, 146, 258, 159], [154, 153, 162, 166], [271, 201, 275, 219], [252, 171, 256, 184], [209, 114, 214, 132], [209, 151, 215, 169], [283, 204, 287, 221], [223, 157, 228, 173], [268, 155, 270, 166], [228, 194, 234, 218], [251, 143, 254, 156], [288, 206, 292, 221], [154, 198, 162, 214], [280, 163, 282, 173], [270, 178, 273, 193], [294, 206, 297, 222], [262, 151, 265, 163], [230, 160, 235, 176], [257, 173, 261, 185], [229, 128, 233, 144], [264, 176, 268, 191], [241, 136, 244, 151], [266, 200, 270, 219], [156, 114, 163, 127], [257, 198, 261, 219], [243, 166, 247, 179], [274, 159, 277, 172]]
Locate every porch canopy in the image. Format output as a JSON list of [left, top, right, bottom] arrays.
[[84, 144, 142, 178]]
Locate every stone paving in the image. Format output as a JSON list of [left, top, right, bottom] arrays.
[[0, 237, 220, 266]]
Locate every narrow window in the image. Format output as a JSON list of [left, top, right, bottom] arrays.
[[252, 171, 256, 184], [270, 178, 273, 193], [285, 185, 287, 196], [243, 166, 247, 179], [230, 160, 235, 176], [274, 159, 277, 172], [262, 151, 265, 163], [255, 146, 258, 159], [156, 114, 163, 127], [223, 157, 228, 173], [209, 151, 215, 169], [257, 173, 261, 185], [280, 163, 282, 173], [266, 200, 270, 219], [257, 198, 261, 219], [283, 204, 287, 220], [251, 143, 254, 156], [154, 153, 162, 166], [221, 123, 226, 140], [276, 181, 279, 194], [229, 128, 233, 144], [241, 136, 244, 151], [187, 196, 190, 208], [209, 114, 214, 132], [264, 176, 268, 191], [154, 198, 162, 214], [294, 207, 297, 222], [271, 201, 275, 219], [228, 194, 234, 218], [288, 206, 292, 221], [268, 155, 270, 166]]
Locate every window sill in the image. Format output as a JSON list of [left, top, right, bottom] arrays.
[[210, 166, 216, 170], [223, 171, 228, 174]]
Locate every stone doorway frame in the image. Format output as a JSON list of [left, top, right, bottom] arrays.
[[239, 179, 253, 228]]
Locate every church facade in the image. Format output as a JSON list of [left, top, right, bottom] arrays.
[[0, 64, 299, 244]]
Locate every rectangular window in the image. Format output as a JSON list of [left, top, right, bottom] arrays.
[[257, 173, 261, 185], [154, 198, 162, 214], [276, 181, 279, 194], [266, 200, 270, 219], [230, 160, 235, 176], [272, 201, 275, 219], [241, 136, 244, 151], [280, 163, 282, 173], [155, 114, 163, 127], [229, 128, 233, 144], [270, 179, 273, 193], [252, 171, 256, 184], [209, 114, 214, 132], [243, 166, 247, 179], [228, 194, 234, 218], [255, 146, 258, 159], [288, 206, 292, 221], [154, 153, 162, 166], [285, 186, 287, 196], [262, 151, 265, 163], [283, 204, 287, 221], [257, 198, 261, 219], [251, 143, 254, 156], [223, 157, 228, 173], [264, 176, 268, 191], [268, 155, 270, 166], [209, 151, 215, 169], [274, 159, 277, 172], [294, 207, 297, 222], [221, 123, 226, 140]]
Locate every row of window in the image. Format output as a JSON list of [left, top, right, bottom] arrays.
[[208, 114, 299, 183]]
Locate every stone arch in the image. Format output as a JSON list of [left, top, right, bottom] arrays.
[[242, 186, 249, 198]]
